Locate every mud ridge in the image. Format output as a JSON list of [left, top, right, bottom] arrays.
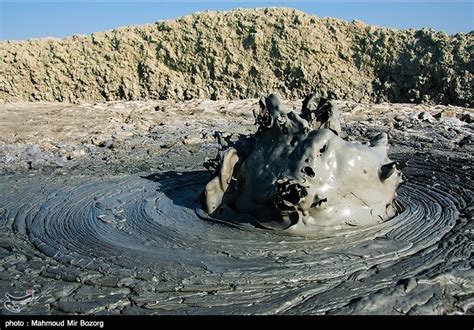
[[1, 8, 472, 106]]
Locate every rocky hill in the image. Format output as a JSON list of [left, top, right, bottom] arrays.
[[0, 8, 472, 106]]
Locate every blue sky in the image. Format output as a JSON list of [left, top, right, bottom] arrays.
[[1, 1, 473, 41]]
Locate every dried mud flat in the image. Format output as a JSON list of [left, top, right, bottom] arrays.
[[0, 99, 472, 315]]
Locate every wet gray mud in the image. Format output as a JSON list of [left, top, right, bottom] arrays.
[[0, 100, 472, 315], [203, 94, 403, 232]]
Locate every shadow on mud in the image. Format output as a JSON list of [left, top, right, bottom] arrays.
[[141, 170, 211, 209]]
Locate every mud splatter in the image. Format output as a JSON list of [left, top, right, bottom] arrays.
[[204, 94, 403, 232]]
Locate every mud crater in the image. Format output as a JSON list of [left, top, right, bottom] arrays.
[[0, 98, 472, 315]]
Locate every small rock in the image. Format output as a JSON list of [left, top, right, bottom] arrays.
[[418, 111, 434, 123], [91, 135, 115, 148], [39, 142, 57, 151], [183, 137, 202, 145], [99, 140, 114, 149], [66, 149, 85, 160]]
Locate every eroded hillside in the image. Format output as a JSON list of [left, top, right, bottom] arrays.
[[0, 8, 472, 106]]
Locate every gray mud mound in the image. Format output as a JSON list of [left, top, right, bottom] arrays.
[[1, 8, 472, 106], [0, 100, 472, 315], [203, 94, 403, 232]]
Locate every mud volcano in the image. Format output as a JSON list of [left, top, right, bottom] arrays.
[[204, 94, 403, 233], [0, 97, 472, 315]]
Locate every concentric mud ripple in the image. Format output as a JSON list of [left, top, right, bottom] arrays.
[[0, 152, 472, 314]]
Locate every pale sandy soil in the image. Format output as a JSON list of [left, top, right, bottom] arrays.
[[0, 99, 471, 174]]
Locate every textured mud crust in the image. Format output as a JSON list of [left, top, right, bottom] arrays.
[[0, 99, 472, 315], [1, 8, 472, 106]]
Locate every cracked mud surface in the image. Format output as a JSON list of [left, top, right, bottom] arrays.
[[0, 99, 472, 315]]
